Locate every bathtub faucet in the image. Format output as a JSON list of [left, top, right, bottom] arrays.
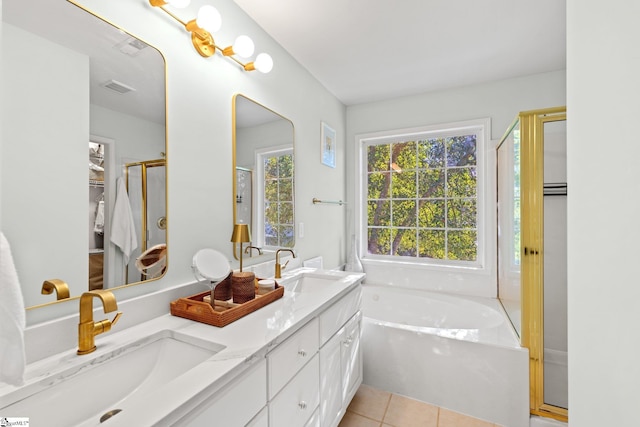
[[275, 249, 296, 278]]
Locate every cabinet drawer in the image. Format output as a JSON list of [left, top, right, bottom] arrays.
[[268, 317, 319, 398], [319, 286, 361, 344], [270, 353, 320, 427], [305, 408, 320, 427], [341, 312, 362, 403], [182, 359, 267, 427], [246, 406, 268, 427]]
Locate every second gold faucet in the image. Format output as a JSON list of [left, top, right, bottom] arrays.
[[275, 249, 296, 279]]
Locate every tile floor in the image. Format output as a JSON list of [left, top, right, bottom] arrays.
[[339, 384, 503, 427]]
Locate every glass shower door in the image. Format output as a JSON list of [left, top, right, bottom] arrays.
[[497, 107, 567, 422]]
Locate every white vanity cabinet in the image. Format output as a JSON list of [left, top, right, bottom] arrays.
[[318, 288, 363, 427], [267, 285, 362, 427], [181, 358, 267, 427], [177, 280, 363, 427], [268, 318, 320, 426], [246, 407, 269, 427], [269, 353, 320, 426], [340, 313, 362, 403]]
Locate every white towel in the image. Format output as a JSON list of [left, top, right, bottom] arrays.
[[110, 177, 138, 264], [0, 232, 26, 386], [94, 200, 105, 235]]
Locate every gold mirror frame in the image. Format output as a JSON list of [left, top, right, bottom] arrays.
[[232, 94, 295, 261], [2, 0, 168, 310]]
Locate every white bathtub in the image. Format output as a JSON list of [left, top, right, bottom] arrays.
[[361, 285, 529, 427]]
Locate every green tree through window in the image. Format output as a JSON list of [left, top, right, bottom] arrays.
[[366, 133, 479, 262], [263, 151, 294, 247]]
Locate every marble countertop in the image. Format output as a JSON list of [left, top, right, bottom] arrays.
[[0, 268, 365, 426]]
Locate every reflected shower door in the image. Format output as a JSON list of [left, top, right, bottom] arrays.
[[126, 160, 166, 284]]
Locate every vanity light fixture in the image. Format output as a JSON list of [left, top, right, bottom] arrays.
[[230, 223, 251, 272], [149, 0, 274, 73]]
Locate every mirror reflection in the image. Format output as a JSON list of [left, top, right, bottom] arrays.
[[1, 0, 167, 308], [233, 95, 295, 260]]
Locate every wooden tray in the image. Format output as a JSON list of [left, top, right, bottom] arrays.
[[170, 282, 284, 327]]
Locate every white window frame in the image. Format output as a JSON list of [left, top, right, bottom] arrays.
[[254, 145, 294, 249], [355, 118, 491, 271]]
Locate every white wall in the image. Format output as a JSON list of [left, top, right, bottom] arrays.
[[236, 119, 294, 168], [346, 71, 566, 297], [1, 23, 89, 306], [16, 0, 345, 321], [567, 1, 640, 425], [90, 104, 165, 165]]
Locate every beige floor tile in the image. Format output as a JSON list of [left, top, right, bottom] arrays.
[[346, 384, 392, 421], [339, 411, 382, 427], [438, 408, 494, 427], [382, 394, 439, 427]]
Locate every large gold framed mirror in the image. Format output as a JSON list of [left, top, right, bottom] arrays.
[[232, 95, 295, 261], [1, 0, 167, 309]]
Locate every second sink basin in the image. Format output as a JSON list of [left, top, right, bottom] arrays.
[[0, 329, 224, 426], [280, 270, 348, 293]]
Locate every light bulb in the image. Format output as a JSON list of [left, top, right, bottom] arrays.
[[253, 53, 273, 73], [196, 5, 221, 33], [166, 0, 190, 8], [233, 35, 255, 58]]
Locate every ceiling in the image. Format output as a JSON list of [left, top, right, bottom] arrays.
[[3, 0, 166, 125], [4, 1, 566, 120], [232, 0, 566, 106]]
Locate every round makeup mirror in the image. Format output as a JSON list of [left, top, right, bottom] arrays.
[[192, 249, 231, 284]]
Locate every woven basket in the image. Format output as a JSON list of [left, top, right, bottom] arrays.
[[232, 271, 256, 303], [212, 272, 232, 302]]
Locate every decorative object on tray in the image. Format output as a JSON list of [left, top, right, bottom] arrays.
[[230, 223, 251, 272], [213, 272, 232, 301], [257, 279, 275, 295], [191, 248, 232, 307], [170, 280, 284, 327], [230, 224, 256, 302], [232, 271, 255, 303]]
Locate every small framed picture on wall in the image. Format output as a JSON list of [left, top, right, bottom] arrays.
[[321, 121, 336, 168]]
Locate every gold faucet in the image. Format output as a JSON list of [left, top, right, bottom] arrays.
[[275, 249, 296, 278], [41, 279, 70, 300], [77, 290, 122, 355], [244, 245, 263, 256]]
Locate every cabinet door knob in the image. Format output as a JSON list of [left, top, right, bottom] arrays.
[[298, 349, 307, 357], [298, 401, 307, 410], [344, 336, 353, 347]]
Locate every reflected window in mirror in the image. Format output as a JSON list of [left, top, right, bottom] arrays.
[[233, 95, 294, 261], [256, 147, 294, 248], [236, 167, 253, 225]]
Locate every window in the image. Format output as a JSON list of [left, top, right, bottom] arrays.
[[359, 119, 488, 267], [256, 147, 294, 248]]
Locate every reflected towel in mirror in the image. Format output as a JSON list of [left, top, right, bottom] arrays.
[[110, 177, 138, 263], [0, 232, 26, 386], [94, 200, 105, 235]]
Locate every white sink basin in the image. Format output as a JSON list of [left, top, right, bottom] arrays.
[[0, 330, 224, 426], [281, 271, 346, 293]]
